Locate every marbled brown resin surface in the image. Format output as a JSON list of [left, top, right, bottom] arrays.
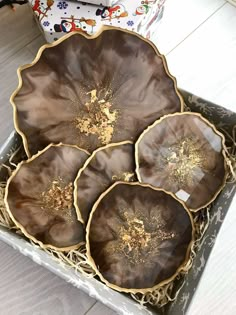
[[75, 142, 136, 224], [5, 144, 89, 249], [13, 29, 182, 156], [87, 182, 193, 292], [136, 113, 227, 210]]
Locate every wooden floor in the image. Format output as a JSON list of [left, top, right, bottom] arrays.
[[0, 1, 235, 314]]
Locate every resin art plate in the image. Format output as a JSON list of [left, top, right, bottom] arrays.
[[135, 112, 227, 211], [74, 141, 136, 224], [86, 182, 194, 293], [5, 144, 89, 250], [11, 27, 183, 157]]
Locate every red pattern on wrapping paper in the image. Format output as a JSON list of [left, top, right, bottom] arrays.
[[144, 0, 166, 35], [96, 4, 128, 21], [54, 16, 96, 35], [32, 0, 46, 17]]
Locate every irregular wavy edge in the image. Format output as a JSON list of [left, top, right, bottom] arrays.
[[4, 142, 90, 252], [10, 25, 185, 158], [85, 181, 195, 294], [74, 140, 133, 224], [135, 111, 228, 212]]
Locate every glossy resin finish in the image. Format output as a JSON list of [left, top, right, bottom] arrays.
[[5, 144, 89, 250], [136, 113, 227, 211], [12, 27, 183, 157], [86, 182, 194, 293], [74, 141, 136, 224]]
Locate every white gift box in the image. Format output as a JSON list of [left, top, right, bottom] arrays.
[[29, 0, 166, 42], [77, 0, 115, 7]]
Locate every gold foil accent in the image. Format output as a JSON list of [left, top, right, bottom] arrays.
[[112, 172, 135, 182], [106, 209, 175, 265], [75, 89, 118, 145], [41, 177, 73, 222], [162, 137, 206, 185], [11, 27, 185, 158], [87, 89, 98, 103], [4, 143, 87, 251]]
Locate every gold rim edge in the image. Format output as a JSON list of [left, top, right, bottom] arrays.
[[4, 142, 89, 252], [135, 111, 228, 212], [10, 26, 184, 158], [73, 140, 133, 225], [85, 181, 195, 294]]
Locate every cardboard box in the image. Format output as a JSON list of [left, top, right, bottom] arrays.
[[29, 0, 166, 42], [0, 90, 235, 314]]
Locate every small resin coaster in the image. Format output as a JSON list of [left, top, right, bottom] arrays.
[[11, 27, 183, 157], [5, 144, 89, 250], [86, 182, 194, 293], [74, 141, 136, 224], [136, 112, 227, 211]]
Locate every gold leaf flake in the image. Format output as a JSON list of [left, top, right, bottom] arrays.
[[87, 89, 98, 103], [41, 178, 73, 222], [106, 209, 175, 265], [162, 137, 206, 186], [112, 172, 135, 182], [75, 89, 118, 145]]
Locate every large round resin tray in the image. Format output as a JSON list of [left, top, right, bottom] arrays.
[[135, 112, 227, 211], [5, 144, 89, 250], [86, 182, 194, 293], [74, 141, 136, 224], [11, 27, 183, 157]]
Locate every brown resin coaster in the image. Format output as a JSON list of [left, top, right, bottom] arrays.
[[5, 144, 89, 250], [136, 112, 227, 211], [86, 182, 194, 293], [11, 26, 183, 157], [74, 141, 136, 224]]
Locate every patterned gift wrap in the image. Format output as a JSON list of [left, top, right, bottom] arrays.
[[74, 0, 118, 7], [29, 0, 166, 42]]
